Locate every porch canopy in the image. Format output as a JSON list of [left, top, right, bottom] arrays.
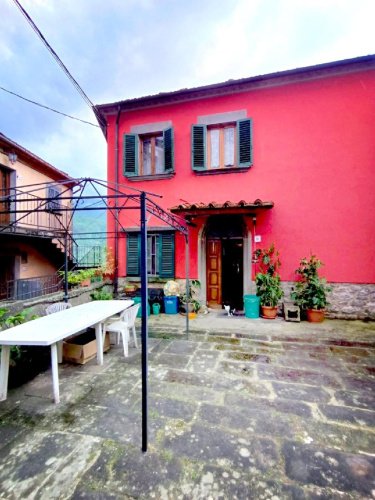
[[170, 199, 274, 219]]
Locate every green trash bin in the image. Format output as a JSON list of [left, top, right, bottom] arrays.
[[152, 303, 161, 315], [243, 294, 260, 318], [133, 297, 150, 318]]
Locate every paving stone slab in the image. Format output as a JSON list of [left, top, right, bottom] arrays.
[[333, 389, 375, 410], [0, 430, 100, 499], [163, 463, 307, 500], [0, 424, 27, 452], [163, 422, 280, 473], [154, 352, 191, 369], [72, 441, 181, 498], [283, 440, 375, 495], [318, 404, 375, 427], [257, 364, 340, 388], [225, 392, 313, 419], [163, 340, 199, 355], [272, 381, 331, 403], [217, 360, 256, 378], [150, 378, 223, 405]]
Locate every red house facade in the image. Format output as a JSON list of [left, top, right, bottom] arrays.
[[96, 55, 375, 318]]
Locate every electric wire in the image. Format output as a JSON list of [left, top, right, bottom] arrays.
[[0, 86, 99, 127], [11, 0, 106, 130]]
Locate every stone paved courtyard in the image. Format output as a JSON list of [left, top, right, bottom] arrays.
[[0, 314, 374, 499]]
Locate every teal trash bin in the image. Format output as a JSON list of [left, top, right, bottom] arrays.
[[243, 294, 260, 318], [163, 296, 178, 314], [133, 296, 150, 318]]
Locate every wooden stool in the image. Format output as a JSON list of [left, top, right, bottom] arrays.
[[283, 302, 300, 322]]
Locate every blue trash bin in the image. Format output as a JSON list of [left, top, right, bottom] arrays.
[[163, 296, 178, 314], [243, 294, 260, 318]]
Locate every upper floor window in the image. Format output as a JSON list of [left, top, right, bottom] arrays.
[[123, 128, 174, 178], [192, 118, 253, 172], [46, 186, 61, 213]]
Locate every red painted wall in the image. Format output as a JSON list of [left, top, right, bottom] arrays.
[[107, 68, 375, 284]]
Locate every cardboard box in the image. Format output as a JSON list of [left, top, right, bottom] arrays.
[[63, 329, 110, 365]]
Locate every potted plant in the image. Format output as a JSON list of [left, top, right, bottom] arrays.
[[254, 244, 284, 319], [291, 255, 332, 322], [101, 248, 115, 281], [179, 279, 201, 317]]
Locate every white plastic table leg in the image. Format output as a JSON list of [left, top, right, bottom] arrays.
[[50, 343, 60, 404], [0, 345, 10, 401], [95, 322, 104, 365], [57, 341, 63, 363]]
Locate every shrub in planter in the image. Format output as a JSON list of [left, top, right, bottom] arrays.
[[0, 308, 47, 388], [291, 255, 332, 322], [254, 244, 284, 319]]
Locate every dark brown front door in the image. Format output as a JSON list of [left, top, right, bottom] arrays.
[[0, 167, 10, 225], [206, 238, 222, 308]]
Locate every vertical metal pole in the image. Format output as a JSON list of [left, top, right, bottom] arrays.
[[63, 232, 69, 303], [113, 107, 121, 298], [140, 192, 148, 452], [185, 233, 189, 337]]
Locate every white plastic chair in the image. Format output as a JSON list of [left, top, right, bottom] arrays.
[[104, 304, 140, 357], [46, 302, 72, 315]]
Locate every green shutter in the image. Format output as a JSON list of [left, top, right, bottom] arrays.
[[163, 127, 174, 172], [159, 233, 175, 278], [191, 124, 206, 171], [123, 134, 138, 176], [237, 118, 253, 167], [126, 233, 140, 276]]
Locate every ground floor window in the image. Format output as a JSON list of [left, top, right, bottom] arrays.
[[126, 232, 175, 278]]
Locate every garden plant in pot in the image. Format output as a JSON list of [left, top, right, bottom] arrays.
[[254, 244, 284, 319], [179, 279, 201, 317], [291, 255, 332, 322]]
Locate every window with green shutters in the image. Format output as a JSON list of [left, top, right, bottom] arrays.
[[192, 118, 252, 172], [123, 127, 174, 178], [126, 232, 175, 278]]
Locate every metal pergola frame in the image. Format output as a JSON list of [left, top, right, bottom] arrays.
[[0, 176, 191, 452]]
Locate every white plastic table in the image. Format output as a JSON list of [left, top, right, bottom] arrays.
[[0, 300, 133, 404]]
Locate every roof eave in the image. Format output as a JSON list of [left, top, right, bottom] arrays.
[[96, 54, 375, 114]]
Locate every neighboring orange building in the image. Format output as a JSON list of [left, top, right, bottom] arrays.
[[96, 55, 375, 318], [0, 133, 75, 300]]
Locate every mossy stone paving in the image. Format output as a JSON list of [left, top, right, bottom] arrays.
[[0, 314, 373, 498]]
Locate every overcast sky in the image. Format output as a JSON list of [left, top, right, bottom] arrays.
[[1, 0, 374, 181]]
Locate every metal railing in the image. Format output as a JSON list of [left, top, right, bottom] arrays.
[[0, 274, 63, 302], [0, 188, 71, 234], [73, 245, 103, 268]]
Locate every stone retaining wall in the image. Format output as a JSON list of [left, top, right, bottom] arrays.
[[281, 281, 375, 320]]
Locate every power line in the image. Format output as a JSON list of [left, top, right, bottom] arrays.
[[12, 0, 106, 131], [0, 85, 99, 127]]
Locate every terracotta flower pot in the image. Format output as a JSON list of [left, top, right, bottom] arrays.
[[261, 305, 278, 319], [306, 309, 325, 322]]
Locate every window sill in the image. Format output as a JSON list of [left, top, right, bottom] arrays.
[[126, 172, 175, 182], [193, 166, 251, 175]]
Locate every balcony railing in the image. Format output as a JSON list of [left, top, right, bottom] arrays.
[[74, 246, 103, 268], [0, 188, 71, 234]]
